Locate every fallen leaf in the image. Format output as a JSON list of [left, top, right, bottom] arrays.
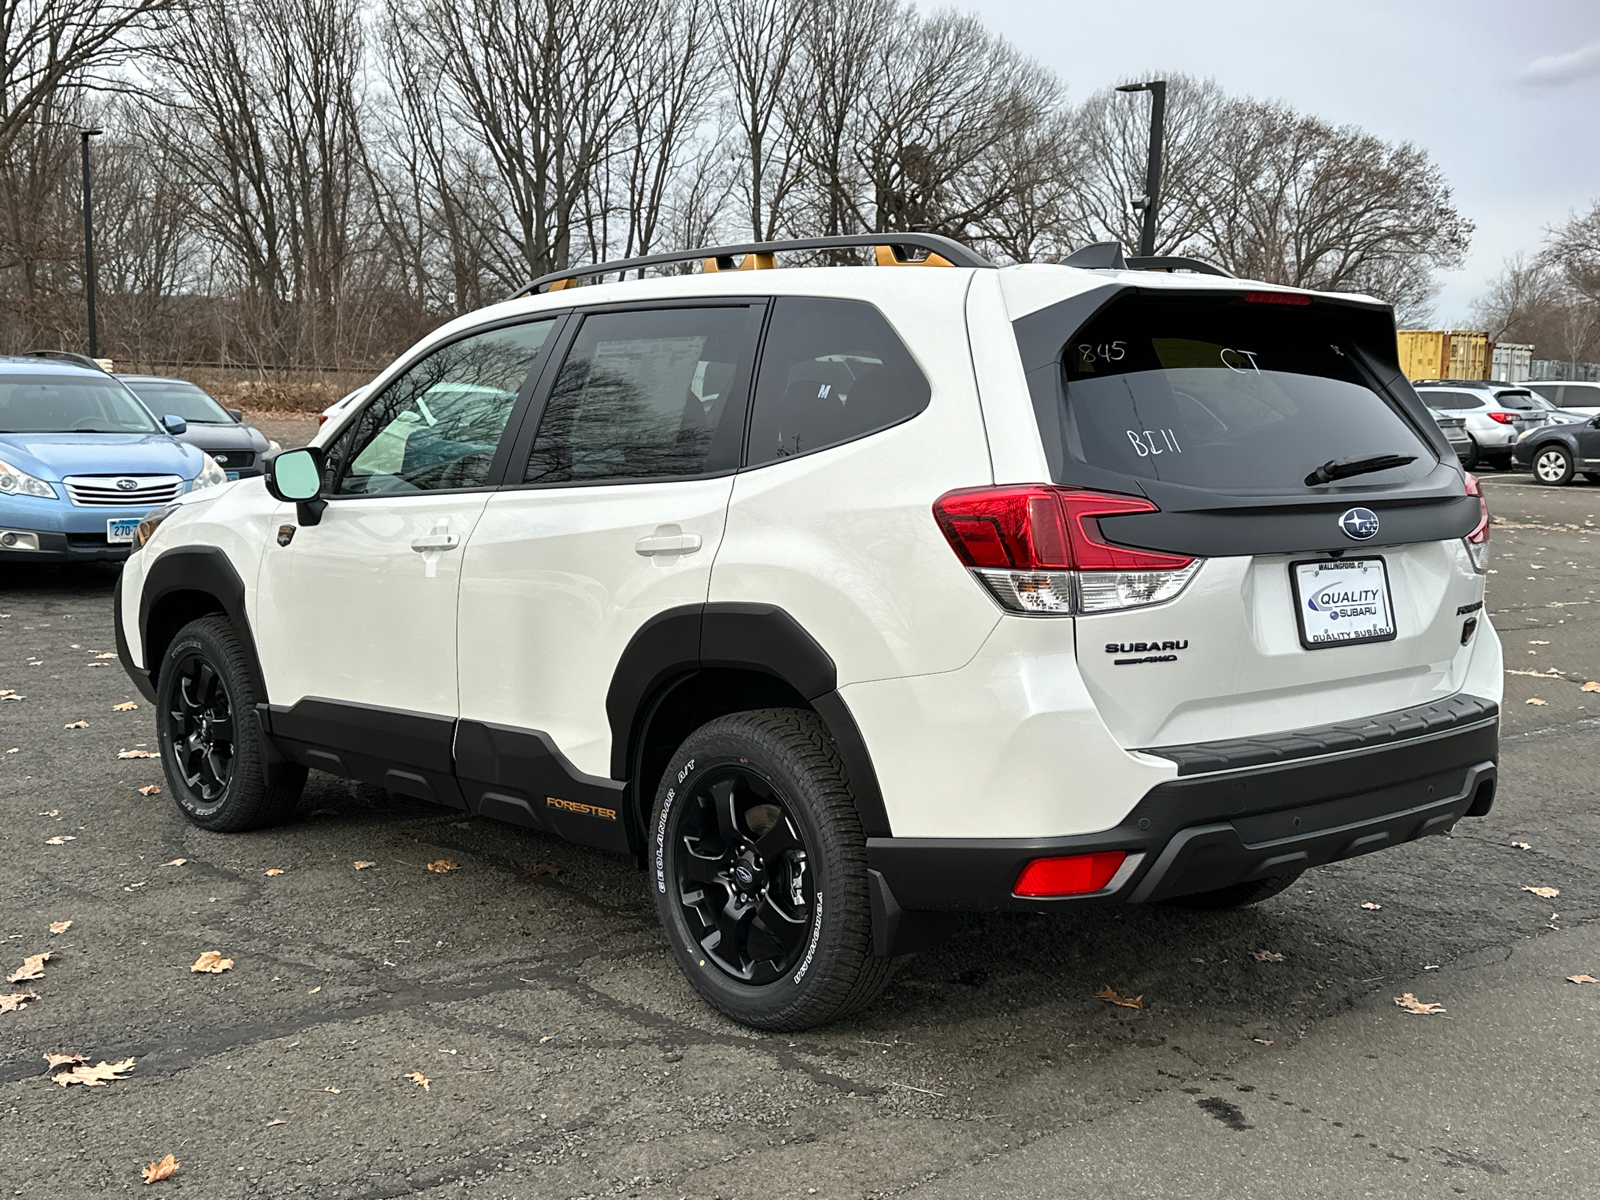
[[0, 992, 40, 1013], [265, 1118, 285, 1128], [1582, 681, 1600, 693], [530, 863, 560, 878], [1394, 993, 1446, 1015], [426, 859, 458, 874], [353, 861, 376, 870], [42, 1052, 86, 1069], [164, 858, 186, 867], [1525, 697, 1548, 706], [6, 952, 53, 983], [264, 868, 284, 877], [406, 1071, 431, 1091], [44, 835, 75, 845], [1252, 1037, 1274, 1045], [1568, 974, 1597, 985], [1252, 949, 1285, 962], [95, 651, 117, 659], [112, 701, 138, 711], [138, 785, 161, 796], [0, 689, 22, 702], [324, 1086, 341, 1094], [1522, 886, 1560, 899], [140, 1153, 179, 1184], [53, 1057, 135, 1087], [1361, 902, 1383, 910], [63, 720, 88, 729], [1095, 985, 1143, 1010], [1529, 640, 1550, 645], [190, 951, 233, 974], [539, 1035, 554, 1044], [48, 921, 71, 935], [1511, 841, 1532, 850], [118, 749, 158, 759], [307, 986, 321, 994]]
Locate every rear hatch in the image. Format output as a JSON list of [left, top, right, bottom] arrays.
[[1012, 285, 1488, 748]]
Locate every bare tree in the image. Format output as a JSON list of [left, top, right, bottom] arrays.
[[713, 0, 806, 241]]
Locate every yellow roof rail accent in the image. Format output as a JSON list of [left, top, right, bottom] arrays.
[[703, 252, 777, 273], [874, 245, 953, 268], [546, 277, 581, 291]]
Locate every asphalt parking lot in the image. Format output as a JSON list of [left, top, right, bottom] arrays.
[[2, 468, 1597, 1199]]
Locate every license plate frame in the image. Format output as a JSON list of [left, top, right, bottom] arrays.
[[106, 517, 141, 545], [1289, 557, 1397, 651]]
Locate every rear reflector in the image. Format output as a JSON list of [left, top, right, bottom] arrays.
[[1014, 851, 1127, 897], [934, 485, 1199, 615], [1242, 290, 1312, 305]]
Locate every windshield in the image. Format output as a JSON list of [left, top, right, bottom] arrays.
[[122, 379, 233, 423], [1055, 297, 1436, 493], [0, 374, 161, 434]]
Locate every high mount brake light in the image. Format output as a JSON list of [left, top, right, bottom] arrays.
[[1242, 290, 1312, 306], [933, 485, 1200, 615], [1464, 473, 1490, 572], [1486, 411, 1517, 425]]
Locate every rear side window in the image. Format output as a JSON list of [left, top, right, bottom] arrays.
[[523, 306, 759, 485], [1053, 296, 1437, 493], [1493, 389, 1537, 411], [746, 297, 930, 466], [1421, 390, 1484, 411]]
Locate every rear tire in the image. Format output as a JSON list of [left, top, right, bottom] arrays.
[[1169, 870, 1304, 911], [156, 615, 306, 832], [1533, 444, 1575, 485], [650, 708, 892, 1031]]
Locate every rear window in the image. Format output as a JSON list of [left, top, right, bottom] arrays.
[[1052, 296, 1437, 492], [1420, 389, 1484, 411], [1493, 389, 1538, 410]]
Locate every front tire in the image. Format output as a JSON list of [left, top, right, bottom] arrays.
[[1533, 444, 1575, 485], [650, 709, 892, 1031], [156, 616, 306, 831]]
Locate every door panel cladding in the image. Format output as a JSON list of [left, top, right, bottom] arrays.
[[137, 545, 265, 697], [266, 697, 466, 809], [605, 601, 891, 837], [455, 720, 629, 855], [1097, 496, 1481, 559]]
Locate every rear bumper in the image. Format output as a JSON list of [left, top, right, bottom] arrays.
[[866, 704, 1497, 918]]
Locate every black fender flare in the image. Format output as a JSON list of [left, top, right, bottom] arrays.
[[606, 602, 893, 837], [138, 545, 269, 701]]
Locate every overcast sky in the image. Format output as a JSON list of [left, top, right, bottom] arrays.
[[963, 0, 1600, 325]]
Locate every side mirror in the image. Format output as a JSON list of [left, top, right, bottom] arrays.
[[1590, 415, 1600, 428], [225, 407, 244, 422], [162, 414, 188, 435], [264, 446, 327, 526]]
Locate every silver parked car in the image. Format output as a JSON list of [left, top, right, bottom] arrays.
[[1413, 380, 1560, 469], [1425, 407, 1474, 462]]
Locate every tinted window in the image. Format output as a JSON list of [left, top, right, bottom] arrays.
[[746, 297, 930, 466], [1493, 389, 1537, 411], [1526, 383, 1562, 404], [0, 374, 159, 433], [332, 320, 554, 495], [122, 380, 233, 423], [1419, 389, 1484, 410], [1055, 297, 1436, 492], [523, 306, 758, 484]]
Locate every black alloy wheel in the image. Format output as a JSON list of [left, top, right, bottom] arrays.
[[672, 765, 815, 984], [168, 652, 236, 801]]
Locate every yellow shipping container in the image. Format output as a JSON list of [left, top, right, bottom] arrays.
[[1396, 330, 1491, 381]]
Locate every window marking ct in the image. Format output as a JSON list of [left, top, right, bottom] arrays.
[[1339, 507, 1380, 541]]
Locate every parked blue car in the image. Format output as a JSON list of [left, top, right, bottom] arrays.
[[0, 356, 226, 564]]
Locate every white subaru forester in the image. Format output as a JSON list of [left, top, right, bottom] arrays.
[[116, 235, 1501, 1030]]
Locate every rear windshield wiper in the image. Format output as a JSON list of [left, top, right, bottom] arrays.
[[1304, 453, 1417, 487]]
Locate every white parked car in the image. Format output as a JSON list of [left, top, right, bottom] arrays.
[[115, 235, 1502, 1030], [1526, 380, 1600, 418]]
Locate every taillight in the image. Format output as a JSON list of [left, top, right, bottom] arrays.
[[933, 485, 1201, 615], [1014, 851, 1127, 897], [1464, 472, 1490, 573], [317, 414, 329, 426], [1486, 411, 1517, 425]]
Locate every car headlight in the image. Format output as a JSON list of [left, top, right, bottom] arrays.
[[266, 439, 281, 453], [132, 503, 180, 551], [0, 458, 56, 499], [191, 453, 228, 491]]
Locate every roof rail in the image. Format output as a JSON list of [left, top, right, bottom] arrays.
[[1059, 241, 1234, 278], [506, 233, 994, 300], [25, 349, 108, 372]]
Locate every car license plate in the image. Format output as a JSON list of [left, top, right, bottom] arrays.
[[106, 517, 141, 544], [225, 471, 240, 481], [1290, 558, 1396, 649]]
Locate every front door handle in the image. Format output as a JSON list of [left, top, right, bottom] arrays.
[[635, 529, 702, 557], [412, 520, 460, 578]]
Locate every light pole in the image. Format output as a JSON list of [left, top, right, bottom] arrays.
[[1114, 80, 1166, 258], [80, 127, 102, 359]]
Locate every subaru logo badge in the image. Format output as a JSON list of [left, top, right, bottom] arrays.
[[116, 478, 138, 491], [1339, 507, 1380, 541], [212, 454, 228, 465], [734, 864, 755, 887]]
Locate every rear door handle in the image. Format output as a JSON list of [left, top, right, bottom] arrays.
[[635, 531, 702, 557], [411, 534, 460, 551]]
